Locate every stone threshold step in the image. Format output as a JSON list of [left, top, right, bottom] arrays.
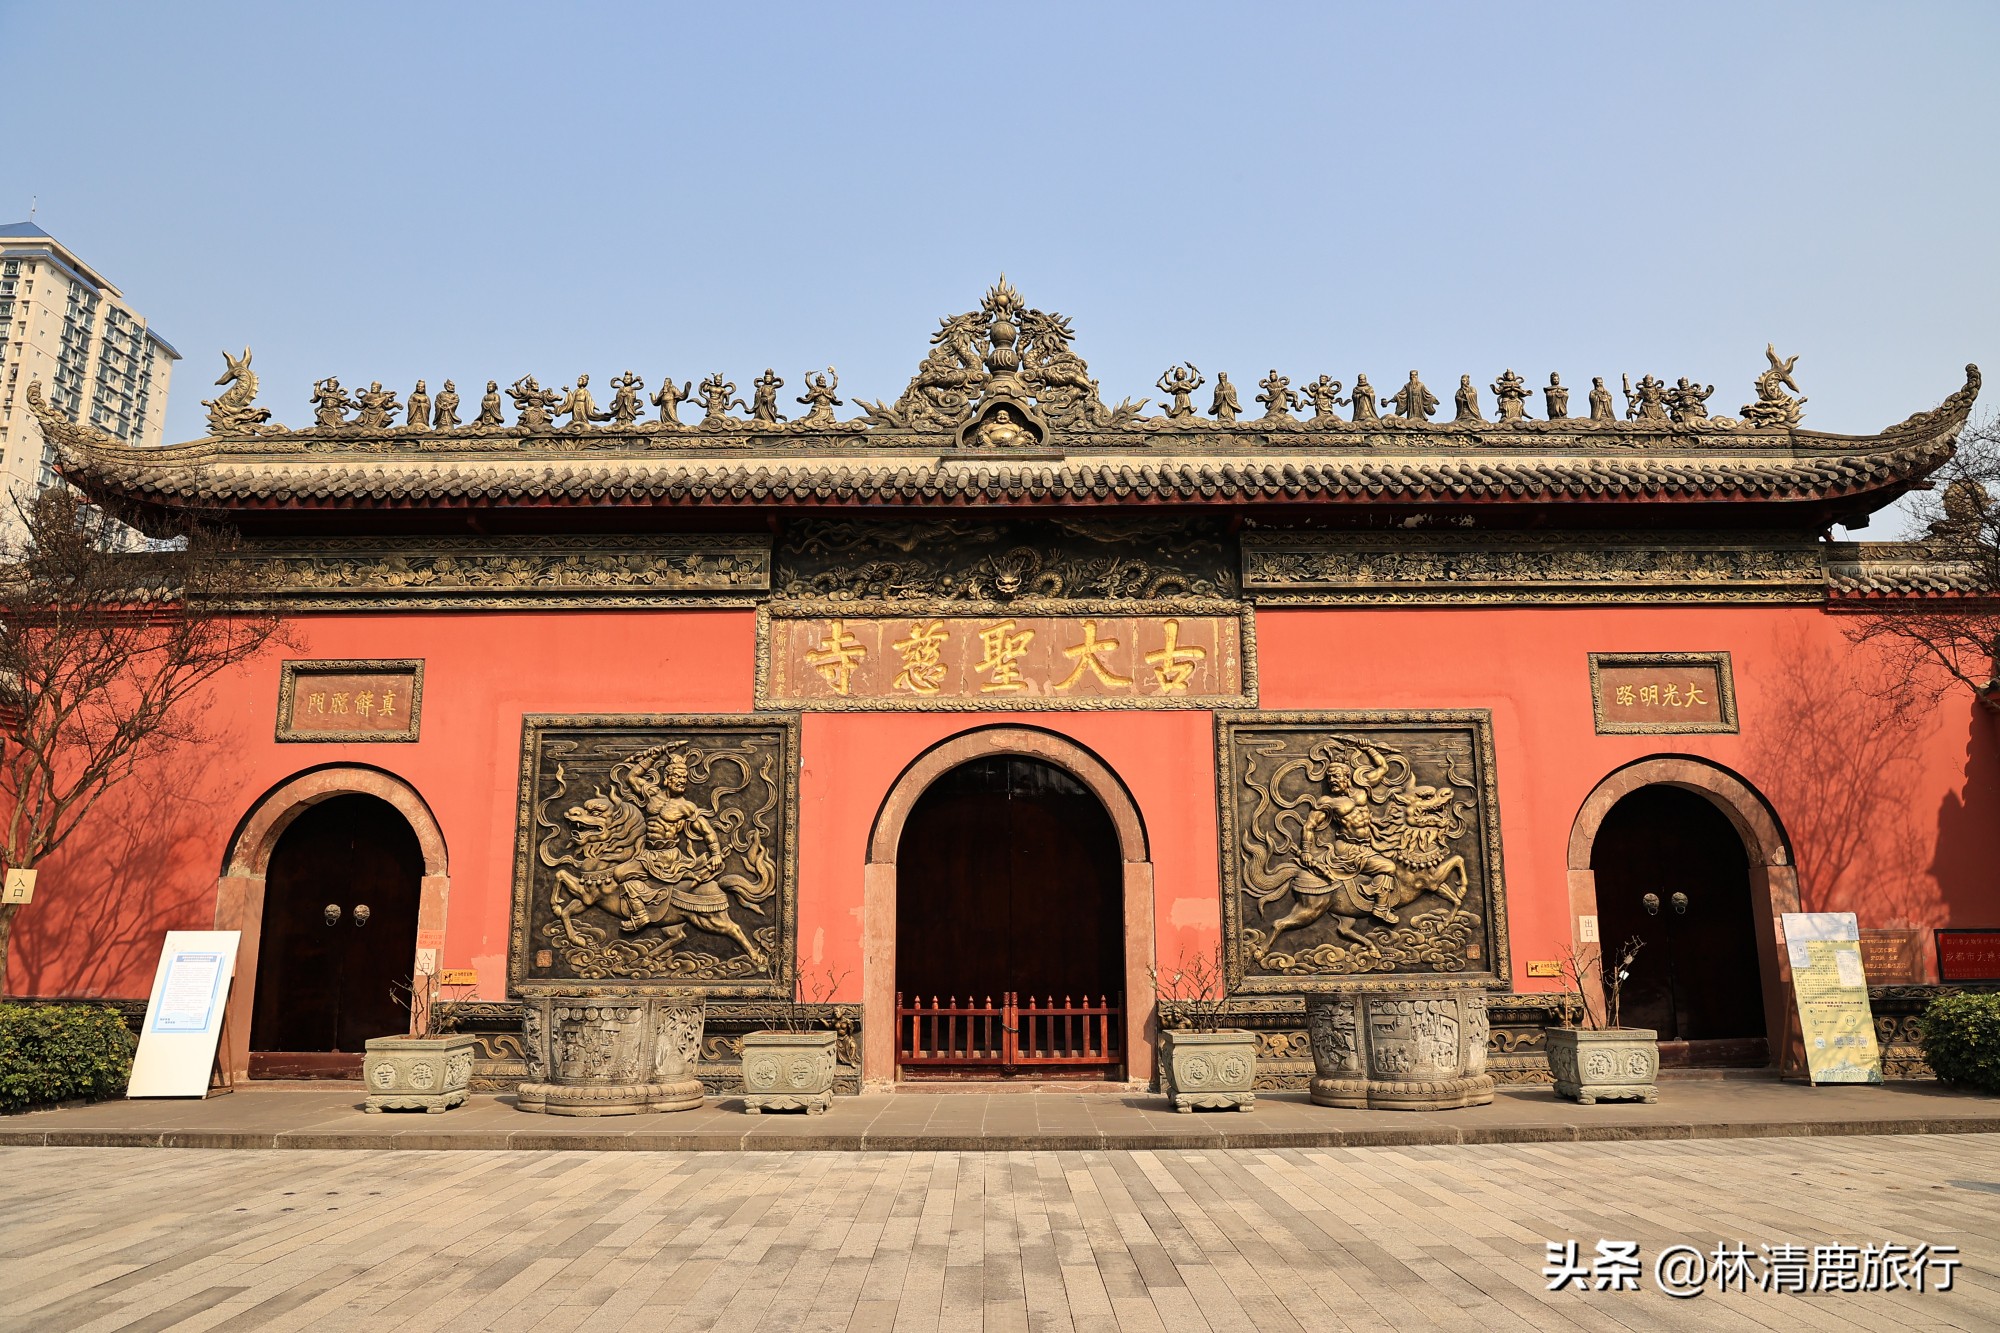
[[4, 1117, 1997, 1154]]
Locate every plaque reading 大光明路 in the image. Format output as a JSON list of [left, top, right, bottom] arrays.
[[761, 613, 1249, 710], [276, 659, 423, 741], [1588, 652, 1737, 734]]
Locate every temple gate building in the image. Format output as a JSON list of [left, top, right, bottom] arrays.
[[18, 280, 1998, 1091]]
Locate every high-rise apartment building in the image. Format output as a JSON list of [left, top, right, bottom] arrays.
[[0, 222, 179, 509]]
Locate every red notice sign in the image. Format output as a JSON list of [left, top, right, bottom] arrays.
[[1936, 930, 2000, 982]]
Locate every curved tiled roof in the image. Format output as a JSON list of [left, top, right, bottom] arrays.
[[32, 366, 1983, 524]]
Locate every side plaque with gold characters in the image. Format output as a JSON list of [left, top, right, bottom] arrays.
[[1218, 712, 1510, 994], [1588, 652, 1737, 735], [510, 715, 797, 999], [761, 611, 1249, 710], [276, 659, 423, 742]]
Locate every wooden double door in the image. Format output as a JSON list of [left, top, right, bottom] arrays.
[[895, 756, 1125, 1078], [249, 794, 422, 1076], [1592, 785, 1769, 1064]]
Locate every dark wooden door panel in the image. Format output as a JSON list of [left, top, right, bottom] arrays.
[[1592, 786, 1765, 1046], [895, 757, 1124, 1076], [250, 793, 422, 1058]]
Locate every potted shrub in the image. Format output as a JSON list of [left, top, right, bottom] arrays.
[[363, 973, 479, 1113], [1918, 993, 2000, 1093], [741, 967, 847, 1115], [1544, 936, 1658, 1104], [1153, 946, 1256, 1112]]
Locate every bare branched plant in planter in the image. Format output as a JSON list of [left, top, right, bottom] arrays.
[[1151, 945, 1255, 1112], [363, 972, 480, 1113], [1545, 935, 1658, 1104], [741, 965, 849, 1115]]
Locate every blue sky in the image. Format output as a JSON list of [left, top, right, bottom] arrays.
[[6, 1, 1994, 534]]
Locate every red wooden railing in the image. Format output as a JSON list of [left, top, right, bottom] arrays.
[[896, 991, 1123, 1073]]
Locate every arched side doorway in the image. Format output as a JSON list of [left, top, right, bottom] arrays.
[[1568, 758, 1801, 1071], [215, 767, 449, 1082], [865, 728, 1154, 1086]]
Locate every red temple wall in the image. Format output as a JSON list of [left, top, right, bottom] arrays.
[[9, 600, 1996, 1002]]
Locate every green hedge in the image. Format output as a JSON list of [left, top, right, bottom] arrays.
[[1919, 994, 2000, 1094], [0, 1004, 136, 1114]]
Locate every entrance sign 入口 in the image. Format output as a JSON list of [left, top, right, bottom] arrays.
[[1781, 913, 1882, 1085], [128, 930, 240, 1098], [1, 868, 34, 904]]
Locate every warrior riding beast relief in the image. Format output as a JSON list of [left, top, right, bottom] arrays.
[[513, 719, 795, 993], [1219, 716, 1508, 991]]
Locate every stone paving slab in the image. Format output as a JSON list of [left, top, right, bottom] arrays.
[[2, 1077, 1997, 1152], [3, 1137, 1997, 1331]]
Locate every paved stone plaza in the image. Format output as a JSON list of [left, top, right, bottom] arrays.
[[3, 1135, 1995, 1331]]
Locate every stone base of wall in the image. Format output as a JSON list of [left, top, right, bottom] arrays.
[[35, 984, 1998, 1093]]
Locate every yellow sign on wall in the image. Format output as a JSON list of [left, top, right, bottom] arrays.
[[1782, 912, 1883, 1085]]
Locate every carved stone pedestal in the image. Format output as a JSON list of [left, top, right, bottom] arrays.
[[515, 990, 707, 1116], [1306, 990, 1495, 1111], [362, 1033, 478, 1113], [1159, 1030, 1257, 1112], [1544, 1026, 1659, 1104], [740, 1030, 839, 1114]]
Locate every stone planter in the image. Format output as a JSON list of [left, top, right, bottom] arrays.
[[1159, 1029, 1257, 1112], [1306, 990, 1494, 1111], [515, 989, 707, 1116], [1544, 1026, 1659, 1104], [740, 1030, 839, 1114], [362, 1032, 478, 1113]]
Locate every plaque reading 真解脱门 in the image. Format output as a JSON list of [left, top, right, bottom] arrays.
[[276, 659, 423, 741], [1588, 652, 1736, 734], [1218, 712, 1510, 994], [761, 612, 1248, 710]]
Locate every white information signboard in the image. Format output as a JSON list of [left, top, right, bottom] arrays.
[[127, 930, 240, 1098], [1780, 912, 1883, 1085]]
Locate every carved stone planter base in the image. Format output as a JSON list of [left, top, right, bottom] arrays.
[[515, 1080, 664, 1117], [515, 990, 708, 1116], [1306, 990, 1495, 1112], [741, 1030, 839, 1115], [1545, 1026, 1660, 1105], [1159, 1030, 1257, 1113], [362, 1033, 478, 1114]]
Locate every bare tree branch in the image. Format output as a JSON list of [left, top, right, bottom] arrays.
[[0, 488, 288, 991], [1843, 416, 2000, 712]]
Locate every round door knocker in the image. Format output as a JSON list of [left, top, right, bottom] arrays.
[[323, 903, 342, 926], [1642, 892, 1661, 916], [1670, 891, 1690, 916], [353, 903, 371, 927]]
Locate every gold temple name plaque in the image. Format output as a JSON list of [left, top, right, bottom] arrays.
[[1587, 652, 1737, 735], [760, 612, 1250, 710], [276, 659, 424, 742]]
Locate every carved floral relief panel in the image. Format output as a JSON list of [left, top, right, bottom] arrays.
[[1218, 713, 1510, 994], [510, 715, 798, 998]]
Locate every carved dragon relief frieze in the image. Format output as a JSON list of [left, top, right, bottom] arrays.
[[219, 534, 771, 609], [775, 517, 1239, 609], [1218, 713, 1510, 994], [510, 715, 799, 998], [1241, 530, 1828, 606]]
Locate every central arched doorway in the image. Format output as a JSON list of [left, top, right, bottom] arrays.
[[867, 728, 1153, 1084], [895, 755, 1125, 1078], [248, 793, 424, 1077]]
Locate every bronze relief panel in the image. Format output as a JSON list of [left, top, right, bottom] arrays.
[[1218, 712, 1510, 994], [509, 715, 798, 998]]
